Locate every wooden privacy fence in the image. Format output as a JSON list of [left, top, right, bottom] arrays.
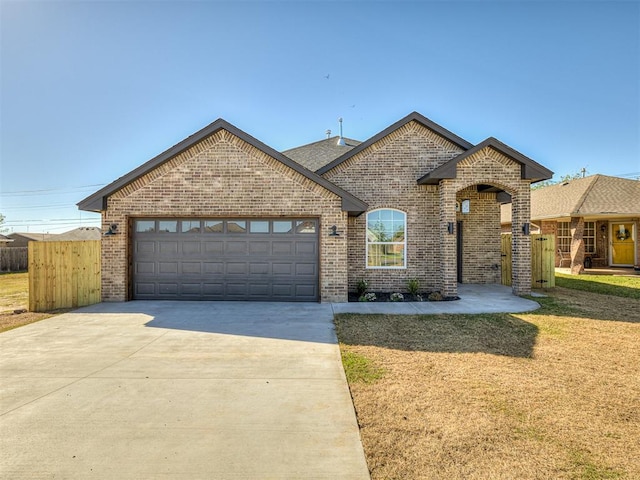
[[0, 247, 28, 272], [29, 240, 101, 312], [501, 234, 556, 288]]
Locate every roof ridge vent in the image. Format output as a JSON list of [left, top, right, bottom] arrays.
[[337, 117, 346, 146]]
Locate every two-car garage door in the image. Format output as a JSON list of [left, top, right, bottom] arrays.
[[132, 218, 319, 301]]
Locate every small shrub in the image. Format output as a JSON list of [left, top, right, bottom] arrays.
[[359, 292, 377, 302], [415, 293, 424, 302], [428, 291, 443, 301], [390, 292, 404, 302], [356, 279, 369, 296], [407, 278, 420, 296]]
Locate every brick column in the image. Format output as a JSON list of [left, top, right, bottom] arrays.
[[570, 216, 585, 275], [439, 181, 457, 298], [510, 189, 532, 295]]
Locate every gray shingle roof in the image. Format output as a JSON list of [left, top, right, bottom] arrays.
[[54, 227, 101, 241], [283, 136, 361, 172], [501, 174, 640, 223]]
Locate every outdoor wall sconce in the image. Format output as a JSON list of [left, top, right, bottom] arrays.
[[600, 224, 606, 232], [447, 222, 455, 234], [522, 223, 530, 235], [104, 223, 118, 236], [329, 225, 340, 236]]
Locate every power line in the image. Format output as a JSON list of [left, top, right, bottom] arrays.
[[0, 184, 106, 197]]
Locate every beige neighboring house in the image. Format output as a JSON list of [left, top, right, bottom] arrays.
[[501, 174, 640, 273], [54, 227, 101, 241], [6, 227, 101, 247], [6, 232, 55, 247], [79, 112, 552, 303]]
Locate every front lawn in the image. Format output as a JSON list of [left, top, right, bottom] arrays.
[[336, 280, 640, 479], [0, 272, 52, 332]]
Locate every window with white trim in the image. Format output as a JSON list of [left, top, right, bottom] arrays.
[[366, 209, 406, 268], [584, 221, 595, 254], [557, 222, 571, 252]]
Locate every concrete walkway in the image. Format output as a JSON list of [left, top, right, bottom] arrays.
[[332, 283, 541, 315], [0, 302, 370, 479]]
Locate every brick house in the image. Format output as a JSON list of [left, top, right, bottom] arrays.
[[501, 174, 640, 273], [78, 112, 552, 302]]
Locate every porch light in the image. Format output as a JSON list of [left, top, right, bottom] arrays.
[[104, 223, 118, 236], [329, 225, 340, 236], [447, 222, 454, 235], [522, 223, 530, 235]]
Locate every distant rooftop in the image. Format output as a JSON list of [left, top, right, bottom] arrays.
[[283, 136, 361, 172]]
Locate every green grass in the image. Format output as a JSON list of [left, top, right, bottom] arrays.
[[555, 273, 640, 299], [0, 272, 29, 310], [340, 348, 385, 384]]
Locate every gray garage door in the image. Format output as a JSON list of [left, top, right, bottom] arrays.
[[132, 218, 319, 301]]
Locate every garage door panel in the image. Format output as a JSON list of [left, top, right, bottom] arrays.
[[136, 241, 155, 254], [203, 262, 224, 274], [159, 262, 178, 274], [226, 241, 247, 254], [249, 283, 270, 296], [159, 242, 178, 254], [203, 283, 224, 296], [295, 263, 316, 275], [182, 242, 201, 255], [296, 242, 316, 255], [272, 263, 292, 275], [249, 241, 270, 254], [204, 241, 224, 254], [295, 284, 316, 297], [272, 242, 293, 255], [158, 283, 178, 295], [226, 283, 248, 296], [227, 262, 247, 275], [249, 263, 270, 275], [182, 262, 201, 275], [272, 284, 293, 297], [135, 283, 156, 296], [181, 283, 203, 296], [136, 262, 155, 274], [133, 218, 318, 301]]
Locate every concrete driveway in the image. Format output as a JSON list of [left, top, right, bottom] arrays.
[[0, 302, 370, 479]]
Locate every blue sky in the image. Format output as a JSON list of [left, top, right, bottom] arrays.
[[1, 0, 639, 233]]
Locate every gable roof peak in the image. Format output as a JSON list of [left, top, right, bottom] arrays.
[[317, 111, 474, 175], [78, 117, 367, 215]]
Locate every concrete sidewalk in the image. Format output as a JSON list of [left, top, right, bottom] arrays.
[[332, 283, 541, 315], [0, 302, 370, 479]]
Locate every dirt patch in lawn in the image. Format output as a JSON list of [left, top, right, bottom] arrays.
[[0, 310, 53, 332], [336, 287, 640, 479]]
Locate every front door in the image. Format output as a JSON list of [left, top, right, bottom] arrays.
[[611, 222, 636, 266]]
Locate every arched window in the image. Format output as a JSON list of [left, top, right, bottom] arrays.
[[366, 209, 406, 268]]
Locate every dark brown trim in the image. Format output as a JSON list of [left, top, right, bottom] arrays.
[[417, 137, 553, 185], [316, 111, 474, 175], [78, 119, 368, 215]]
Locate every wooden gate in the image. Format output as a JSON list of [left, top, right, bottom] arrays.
[[501, 234, 555, 288], [29, 240, 101, 312]]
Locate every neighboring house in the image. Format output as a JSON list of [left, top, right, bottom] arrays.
[[0, 234, 13, 246], [501, 174, 640, 273], [78, 111, 552, 303], [6, 232, 55, 247], [54, 227, 101, 241]]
